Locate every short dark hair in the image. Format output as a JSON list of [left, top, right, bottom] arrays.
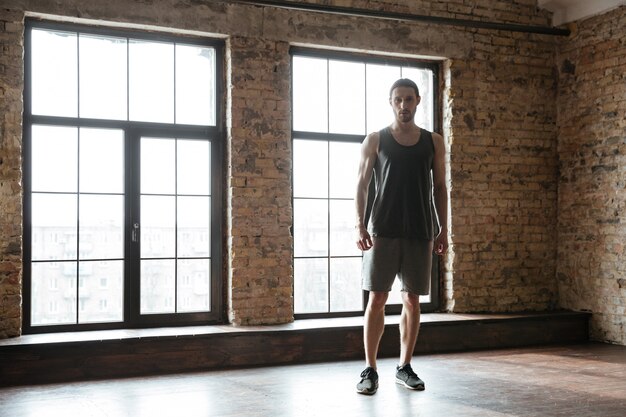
[[389, 78, 420, 98]]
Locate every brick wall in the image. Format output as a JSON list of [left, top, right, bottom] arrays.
[[449, 28, 559, 312], [0, 0, 573, 338], [227, 36, 293, 325], [0, 8, 24, 339], [557, 6, 626, 345]]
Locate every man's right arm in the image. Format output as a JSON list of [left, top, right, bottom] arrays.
[[355, 132, 379, 251]]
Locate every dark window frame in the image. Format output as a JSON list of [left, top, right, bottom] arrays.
[[291, 47, 442, 319], [22, 19, 225, 334]]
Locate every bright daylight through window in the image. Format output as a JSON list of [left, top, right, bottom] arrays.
[[25, 22, 221, 331], [292, 51, 438, 316]]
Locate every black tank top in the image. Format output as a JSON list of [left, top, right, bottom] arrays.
[[369, 126, 436, 239]]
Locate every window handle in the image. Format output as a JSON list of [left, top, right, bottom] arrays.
[[131, 223, 140, 243]]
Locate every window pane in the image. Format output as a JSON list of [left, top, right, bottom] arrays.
[[329, 60, 365, 135], [329, 200, 360, 257], [366, 64, 400, 133], [78, 260, 123, 323], [294, 258, 327, 314], [129, 40, 174, 123], [141, 137, 175, 195], [141, 195, 176, 258], [177, 139, 210, 195], [293, 56, 327, 132], [31, 29, 77, 117], [330, 257, 362, 312], [176, 45, 215, 126], [177, 259, 210, 313], [178, 196, 210, 258], [293, 139, 328, 198], [31, 193, 77, 261], [31, 125, 77, 193], [329, 141, 360, 198], [401, 67, 434, 131], [79, 195, 124, 260], [31, 262, 77, 326], [141, 259, 175, 314], [80, 128, 124, 193], [294, 199, 328, 257], [79, 34, 127, 120]]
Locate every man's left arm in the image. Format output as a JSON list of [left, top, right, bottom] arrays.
[[432, 132, 448, 255]]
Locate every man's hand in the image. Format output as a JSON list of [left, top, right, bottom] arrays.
[[356, 226, 373, 251], [434, 230, 448, 255]]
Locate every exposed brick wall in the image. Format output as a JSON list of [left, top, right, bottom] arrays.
[[227, 36, 293, 325], [448, 29, 559, 312], [0, 0, 597, 339], [0, 7, 24, 339], [556, 6, 626, 345]]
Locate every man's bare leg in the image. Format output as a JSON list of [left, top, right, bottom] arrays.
[[398, 291, 421, 367], [395, 291, 425, 390], [364, 291, 389, 369]]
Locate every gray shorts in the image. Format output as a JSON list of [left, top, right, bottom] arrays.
[[361, 237, 433, 295]]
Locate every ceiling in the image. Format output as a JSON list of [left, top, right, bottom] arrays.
[[538, 0, 626, 26]]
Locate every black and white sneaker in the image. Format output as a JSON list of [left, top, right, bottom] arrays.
[[395, 364, 425, 390], [356, 367, 379, 395]]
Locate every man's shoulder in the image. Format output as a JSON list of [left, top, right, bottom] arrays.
[[430, 131, 443, 141], [367, 125, 389, 137], [364, 130, 382, 144], [362, 131, 381, 155], [430, 131, 445, 154], [430, 131, 444, 145]]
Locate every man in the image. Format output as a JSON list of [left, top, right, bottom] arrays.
[[354, 78, 448, 395]]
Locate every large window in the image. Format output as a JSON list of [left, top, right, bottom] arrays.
[[23, 21, 223, 332], [292, 49, 440, 317]]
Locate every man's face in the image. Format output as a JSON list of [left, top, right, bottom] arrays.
[[390, 86, 420, 123]]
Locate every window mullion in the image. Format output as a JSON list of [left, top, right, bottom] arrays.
[[126, 37, 130, 122], [326, 59, 331, 314], [174, 139, 178, 314], [75, 32, 81, 325], [327, 139, 331, 314], [76, 127, 81, 325]]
